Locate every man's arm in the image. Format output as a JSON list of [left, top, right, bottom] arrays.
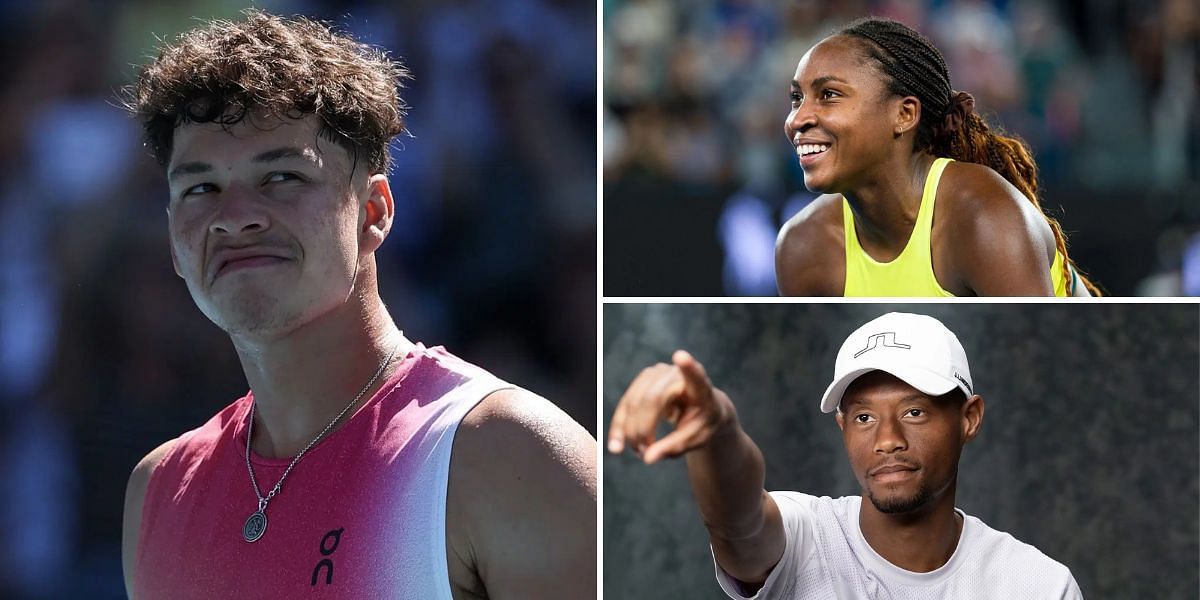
[[122, 438, 177, 599], [447, 389, 596, 599], [607, 351, 786, 589]]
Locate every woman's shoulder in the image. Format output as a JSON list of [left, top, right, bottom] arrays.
[[935, 159, 1059, 293], [937, 160, 1038, 224], [937, 160, 1054, 243], [775, 194, 845, 296], [780, 193, 843, 234]]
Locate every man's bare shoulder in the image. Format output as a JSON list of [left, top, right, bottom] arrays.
[[776, 193, 845, 296], [133, 438, 179, 476], [126, 437, 179, 528], [123, 437, 179, 598], [447, 388, 596, 598], [454, 388, 595, 493]]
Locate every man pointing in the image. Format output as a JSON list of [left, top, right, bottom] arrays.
[[608, 312, 1081, 599]]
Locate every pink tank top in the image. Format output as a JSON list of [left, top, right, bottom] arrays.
[[134, 343, 512, 599]]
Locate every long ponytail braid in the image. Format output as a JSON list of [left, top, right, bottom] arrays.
[[839, 17, 1100, 295]]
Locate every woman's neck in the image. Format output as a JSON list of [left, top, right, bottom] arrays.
[[842, 152, 936, 259]]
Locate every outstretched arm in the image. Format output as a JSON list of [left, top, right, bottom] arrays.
[[608, 351, 786, 588]]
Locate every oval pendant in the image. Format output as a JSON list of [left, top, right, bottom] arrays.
[[243, 510, 268, 543]]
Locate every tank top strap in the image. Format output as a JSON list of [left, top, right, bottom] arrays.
[[915, 157, 953, 242], [841, 157, 955, 297]]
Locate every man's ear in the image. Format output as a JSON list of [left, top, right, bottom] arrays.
[[894, 96, 921, 138], [836, 410, 846, 432], [962, 394, 985, 442], [361, 174, 394, 253]]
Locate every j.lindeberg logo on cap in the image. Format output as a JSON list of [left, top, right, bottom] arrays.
[[853, 332, 912, 358], [954, 373, 972, 394]]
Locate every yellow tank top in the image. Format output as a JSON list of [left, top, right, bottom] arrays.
[[842, 157, 1071, 297]]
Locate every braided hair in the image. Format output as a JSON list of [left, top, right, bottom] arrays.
[[838, 17, 1100, 295]]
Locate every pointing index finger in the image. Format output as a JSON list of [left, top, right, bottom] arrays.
[[672, 350, 711, 398]]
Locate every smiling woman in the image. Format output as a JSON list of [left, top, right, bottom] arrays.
[[775, 17, 1100, 297]]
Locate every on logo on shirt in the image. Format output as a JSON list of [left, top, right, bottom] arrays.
[[311, 527, 344, 586]]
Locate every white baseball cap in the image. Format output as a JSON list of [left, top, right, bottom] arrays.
[[819, 312, 973, 413]]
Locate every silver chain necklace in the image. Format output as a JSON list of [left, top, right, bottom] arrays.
[[241, 339, 403, 543]]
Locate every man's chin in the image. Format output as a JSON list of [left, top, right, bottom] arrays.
[[200, 297, 296, 337], [866, 488, 932, 514]]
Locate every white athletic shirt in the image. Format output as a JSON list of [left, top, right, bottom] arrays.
[[713, 492, 1083, 600]]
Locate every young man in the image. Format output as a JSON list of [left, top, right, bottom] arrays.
[[608, 312, 1082, 598], [120, 11, 595, 599]]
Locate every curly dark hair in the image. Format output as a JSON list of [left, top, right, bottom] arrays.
[[122, 9, 410, 175]]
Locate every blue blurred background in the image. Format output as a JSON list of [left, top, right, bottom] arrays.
[[0, 0, 595, 597], [603, 0, 1200, 296]]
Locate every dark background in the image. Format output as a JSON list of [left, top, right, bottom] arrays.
[[603, 303, 1199, 599], [603, 0, 1200, 296], [0, 1, 594, 598]]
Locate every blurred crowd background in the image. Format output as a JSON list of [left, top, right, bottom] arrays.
[[0, 0, 594, 597], [604, 0, 1200, 296]]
